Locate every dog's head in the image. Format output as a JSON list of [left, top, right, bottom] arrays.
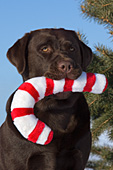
[[7, 28, 92, 80], [7, 28, 92, 99]]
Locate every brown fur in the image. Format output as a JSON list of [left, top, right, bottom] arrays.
[[0, 28, 92, 170]]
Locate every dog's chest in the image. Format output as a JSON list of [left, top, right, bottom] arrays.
[[34, 98, 77, 133]]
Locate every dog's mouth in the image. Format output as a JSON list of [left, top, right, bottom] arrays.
[[44, 68, 82, 100], [44, 67, 82, 80], [44, 60, 82, 99]]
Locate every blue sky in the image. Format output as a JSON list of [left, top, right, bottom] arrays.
[[0, 0, 112, 125]]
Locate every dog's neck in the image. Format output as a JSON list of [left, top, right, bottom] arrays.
[[34, 93, 81, 115]]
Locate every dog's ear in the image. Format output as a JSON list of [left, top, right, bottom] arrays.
[[7, 33, 30, 74], [79, 40, 93, 71]]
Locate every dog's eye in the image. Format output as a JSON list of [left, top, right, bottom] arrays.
[[69, 46, 75, 52], [41, 46, 50, 52]]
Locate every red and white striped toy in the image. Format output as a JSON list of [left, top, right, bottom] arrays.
[[11, 72, 108, 145]]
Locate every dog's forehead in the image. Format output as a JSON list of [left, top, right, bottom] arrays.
[[31, 28, 78, 43], [49, 29, 76, 39]]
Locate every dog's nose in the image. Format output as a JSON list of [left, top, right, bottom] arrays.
[[58, 61, 73, 73]]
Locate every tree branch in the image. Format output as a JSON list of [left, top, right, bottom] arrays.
[[92, 114, 113, 136]]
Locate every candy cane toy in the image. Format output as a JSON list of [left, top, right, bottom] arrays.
[[11, 72, 108, 145]]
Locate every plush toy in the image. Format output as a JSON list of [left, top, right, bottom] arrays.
[[11, 71, 108, 145]]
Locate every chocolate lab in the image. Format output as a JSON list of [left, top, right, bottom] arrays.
[[0, 28, 92, 170]]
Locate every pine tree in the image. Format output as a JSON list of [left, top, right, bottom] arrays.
[[79, 0, 113, 169]]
